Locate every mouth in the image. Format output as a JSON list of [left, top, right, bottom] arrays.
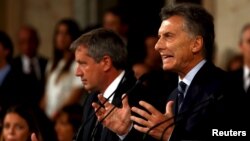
[[161, 54, 174, 60], [81, 79, 87, 84]]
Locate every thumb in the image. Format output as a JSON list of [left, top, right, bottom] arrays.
[[122, 94, 129, 108], [31, 133, 39, 141], [165, 101, 174, 117]]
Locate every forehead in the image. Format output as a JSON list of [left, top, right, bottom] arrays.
[[5, 113, 26, 122], [159, 16, 185, 34], [75, 45, 88, 53]]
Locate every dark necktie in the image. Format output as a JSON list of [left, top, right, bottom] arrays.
[[177, 81, 187, 113], [29, 60, 37, 79]]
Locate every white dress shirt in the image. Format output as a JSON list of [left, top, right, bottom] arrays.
[[179, 60, 206, 98], [103, 70, 125, 102], [21, 55, 41, 79], [243, 65, 250, 91]]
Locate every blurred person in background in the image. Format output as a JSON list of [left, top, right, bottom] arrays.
[[0, 31, 15, 120], [226, 54, 243, 72], [41, 19, 84, 120], [54, 104, 82, 141], [231, 23, 250, 95], [132, 34, 162, 79], [12, 25, 47, 107], [103, 6, 129, 44], [0, 106, 43, 141]]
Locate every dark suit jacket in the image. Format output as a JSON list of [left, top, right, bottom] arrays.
[[75, 70, 175, 141], [168, 61, 248, 141], [11, 55, 47, 106], [230, 68, 250, 95], [0, 67, 17, 117]]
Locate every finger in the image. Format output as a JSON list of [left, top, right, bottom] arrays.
[[131, 115, 150, 127], [139, 101, 161, 116], [165, 101, 174, 117], [31, 133, 38, 141], [131, 106, 151, 120], [92, 102, 105, 116], [98, 94, 112, 107], [121, 94, 129, 108], [133, 124, 149, 133]]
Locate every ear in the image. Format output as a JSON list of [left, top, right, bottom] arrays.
[[100, 55, 112, 71], [191, 36, 203, 54]]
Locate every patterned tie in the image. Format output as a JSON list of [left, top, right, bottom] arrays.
[[177, 81, 187, 112]]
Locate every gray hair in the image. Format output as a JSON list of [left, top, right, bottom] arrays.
[[70, 28, 127, 69]]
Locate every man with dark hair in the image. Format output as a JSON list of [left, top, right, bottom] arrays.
[[130, 3, 247, 141], [12, 25, 47, 106], [231, 23, 250, 94], [103, 6, 129, 44], [0, 31, 15, 116]]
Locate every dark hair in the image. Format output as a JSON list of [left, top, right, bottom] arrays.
[[50, 19, 80, 79], [55, 104, 83, 132], [71, 28, 127, 70], [0, 31, 13, 63], [3, 106, 43, 141], [160, 3, 215, 61], [239, 23, 250, 45], [104, 6, 128, 25]]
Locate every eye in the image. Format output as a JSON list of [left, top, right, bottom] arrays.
[[3, 123, 10, 129], [15, 124, 24, 130], [163, 32, 174, 38]]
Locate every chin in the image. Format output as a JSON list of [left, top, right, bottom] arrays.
[[162, 64, 172, 71]]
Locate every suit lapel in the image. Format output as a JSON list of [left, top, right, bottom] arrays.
[[79, 93, 99, 141]]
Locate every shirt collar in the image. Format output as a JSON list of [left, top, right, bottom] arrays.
[[179, 59, 206, 87], [103, 70, 125, 102], [178, 60, 206, 98], [243, 65, 250, 79]]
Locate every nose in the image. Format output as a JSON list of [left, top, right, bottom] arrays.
[[75, 64, 83, 77], [155, 38, 162, 52], [7, 126, 15, 135]]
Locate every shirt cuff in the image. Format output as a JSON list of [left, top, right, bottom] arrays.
[[117, 123, 133, 140]]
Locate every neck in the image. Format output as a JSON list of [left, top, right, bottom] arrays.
[[179, 57, 204, 79], [99, 69, 123, 93]]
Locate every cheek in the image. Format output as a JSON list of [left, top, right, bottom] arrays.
[[17, 129, 30, 141]]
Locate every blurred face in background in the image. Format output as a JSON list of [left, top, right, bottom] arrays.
[[103, 12, 122, 34], [240, 27, 250, 66], [2, 113, 30, 141], [55, 24, 72, 51], [144, 36, 162, 69], [55, 112, 74, 141], [18, 28, 38, 58]]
